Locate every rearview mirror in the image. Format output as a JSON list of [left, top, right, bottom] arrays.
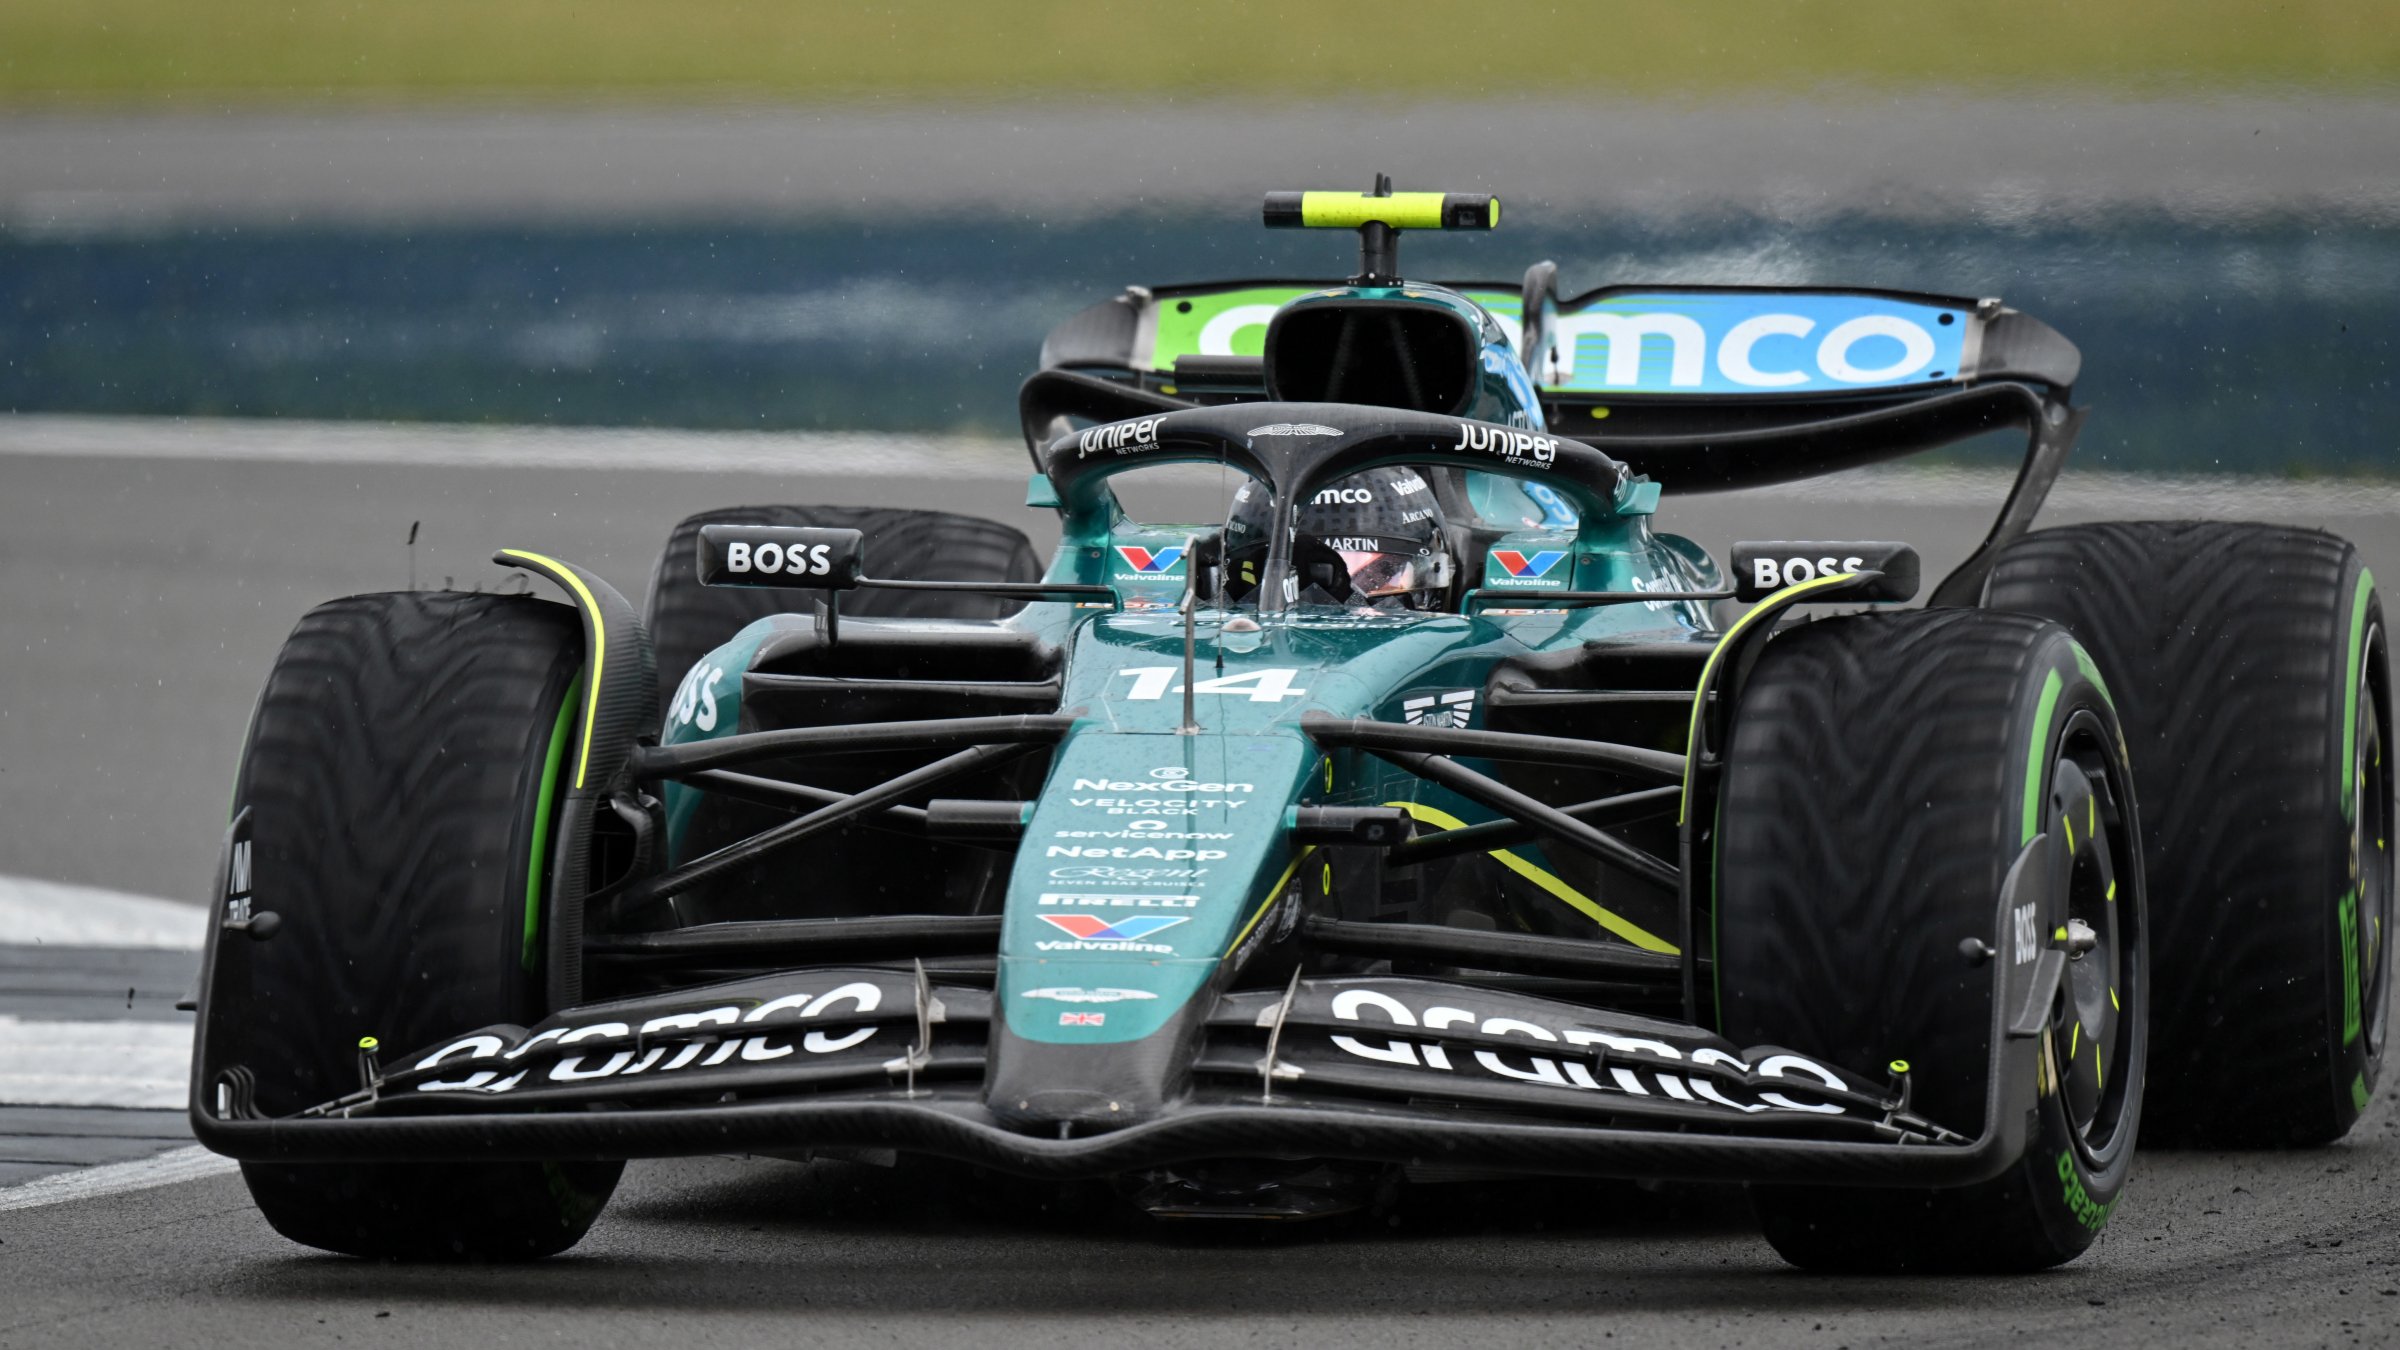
[[1729, 541, 1919, 602], [696, 525, 864, 589]]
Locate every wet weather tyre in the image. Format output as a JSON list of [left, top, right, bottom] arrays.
[[1987, 522, 2390, 1146], [207, 591, 621, 1259], [643, 504, 1042, 714], [1716, 610, 2146, 1272]]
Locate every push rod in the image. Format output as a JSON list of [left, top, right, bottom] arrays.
[[629, 714, 1077, 780], [1366, 747, 1681, 890], [1303, 713, 1685, 782], [673, 769, 929, 829], [605, 742, 1041, 910], [1386, 784, 1682, 868]]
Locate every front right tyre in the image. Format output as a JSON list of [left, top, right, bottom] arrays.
[[1988, 522, 2390, 1146], [200, 591, 621, 1259]]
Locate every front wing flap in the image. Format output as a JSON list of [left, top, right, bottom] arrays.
[[193, 951, 2042, 1187]]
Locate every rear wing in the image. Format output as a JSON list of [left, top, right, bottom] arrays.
[[1027, 275, 2084, 605]]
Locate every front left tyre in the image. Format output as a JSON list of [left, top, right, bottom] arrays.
[[200, 591, 621, 1259], [1714, 608, 2147, 1272]]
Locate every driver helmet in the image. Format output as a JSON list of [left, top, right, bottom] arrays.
[[1222, 466, 1454, 610]]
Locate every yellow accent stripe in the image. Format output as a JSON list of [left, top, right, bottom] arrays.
[[1383, 800, 1677, 953], [1681, 571, 1868, 824], [1224, 846, 1317, 957], [2069, 1022, 2080, 1059], [2106, 879, 2117, 903], [498, 548, 604, 790], [2064, 815, 2076, 853], [2109, 986, 2120, 1010]]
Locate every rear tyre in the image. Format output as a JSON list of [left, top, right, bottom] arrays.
[[1988, 522, 2390, 1146], [209, 592, 621, 1259], [1716, 609, 2146, 1272], [643, 504, 1042, 714]]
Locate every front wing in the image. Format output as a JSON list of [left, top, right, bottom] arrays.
[[192, 937, 2054, 1188]]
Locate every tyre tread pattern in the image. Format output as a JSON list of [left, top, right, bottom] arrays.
[[1717, 608, 2121, 1272], [228, 591, 619, 1259], [1989, 520, 2368, 1146]]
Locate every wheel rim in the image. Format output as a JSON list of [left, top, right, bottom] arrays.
[[2047, 710, 2141, 1161], [2356, 624, 2391, 1059]]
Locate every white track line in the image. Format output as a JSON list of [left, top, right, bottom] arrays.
[[0, 412, 1030, 479], [0, 1144, 234, 1213], [1779, 463, 2400, 519], [0, 874, 205, 951], [0, 1016, 193, 1109], [6, 413, 2396, 516]]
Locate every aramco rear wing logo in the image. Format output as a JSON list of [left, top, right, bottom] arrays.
[[1491, 550, 1566, 579], [1115, 545, 1187, 574]]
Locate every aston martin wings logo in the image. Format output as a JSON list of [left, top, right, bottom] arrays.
[[1249, 423, 1343, 437], [1402, 689, 1476, 728]]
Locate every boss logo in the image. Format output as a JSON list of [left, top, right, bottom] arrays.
[[730, 540, 832, 575], [1749, 553, 1865, 589], [697, 525, 863, 590], [1728, 541, 1919, 603]]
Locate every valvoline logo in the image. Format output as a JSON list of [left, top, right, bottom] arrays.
[[1115, 545, 1186, 574], [1491, 550, 1566, 579], [1038, 914, 1190, 942]]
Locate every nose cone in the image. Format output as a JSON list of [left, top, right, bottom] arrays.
[[986, 1029, 1196, 1133], [990, 1088, 1143, 1134]]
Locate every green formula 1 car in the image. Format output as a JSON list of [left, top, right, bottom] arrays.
[[191, 184, 2391, 1272]]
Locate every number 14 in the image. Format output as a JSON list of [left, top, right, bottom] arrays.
[[1116, 666, 1309, 703]]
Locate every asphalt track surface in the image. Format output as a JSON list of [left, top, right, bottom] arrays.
[[2, 419, 2397, 1347], [7, 96, 2400, 229]]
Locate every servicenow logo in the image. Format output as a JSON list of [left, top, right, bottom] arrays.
[[1549, 293, 1969, 396]]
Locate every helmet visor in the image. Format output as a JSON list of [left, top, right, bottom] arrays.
[[1339, 549, 1446, 599]]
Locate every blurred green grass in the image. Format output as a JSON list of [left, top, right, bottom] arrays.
[[3, 0, 2394, 104]]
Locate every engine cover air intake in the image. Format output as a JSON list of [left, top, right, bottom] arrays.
[[1265, 299, 1477, 416]]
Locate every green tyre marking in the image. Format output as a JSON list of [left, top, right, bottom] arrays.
[[2356, 1074, 2373, 1111], [2023, 668, 2064, 846], [1709, 789, 1723, 1027], [2057, 1149, 2116, 1232], [2070, 639, 2113, 709], [2344, 568, 2374, 819], [524, 674, 581, 972]]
